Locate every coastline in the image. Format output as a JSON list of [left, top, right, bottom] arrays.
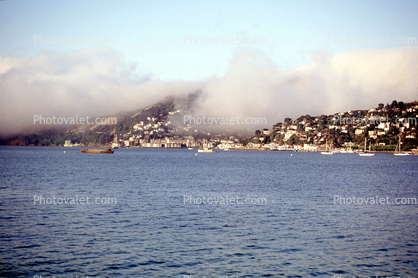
[[1, 145, 416, 154]]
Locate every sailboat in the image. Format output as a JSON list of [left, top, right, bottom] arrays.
[[359, 139, 374, 156], [321, 139, 334, 155], [394, 137, 409, 156]]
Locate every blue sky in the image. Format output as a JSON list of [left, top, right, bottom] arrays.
[[0, 0, 417, 135], [1, 0, 417, 81]]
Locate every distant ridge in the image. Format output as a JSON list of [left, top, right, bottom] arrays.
[[1, 98, 417, 151]]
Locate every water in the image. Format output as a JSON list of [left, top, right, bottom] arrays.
[[0, 147, 417, 277]]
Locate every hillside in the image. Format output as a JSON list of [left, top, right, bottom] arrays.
[[244, 100, 418, 152], [2, 98, 417, 151]]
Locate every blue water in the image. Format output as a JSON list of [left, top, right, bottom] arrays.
[[0, 147, 417, 277]]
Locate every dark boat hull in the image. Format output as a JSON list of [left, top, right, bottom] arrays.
[[80, 148, 114, 154]]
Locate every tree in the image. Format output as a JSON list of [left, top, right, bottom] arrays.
[[273, 123, 282, 130], [284, 118, 292, 125], [388, 125, 399, 136], [319, 115, 327, 121], [337, 135, 346, 146], [287, 135, 298, 145], [42, 138, 51, 146]]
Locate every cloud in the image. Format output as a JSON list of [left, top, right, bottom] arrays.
[[0, 48, 202, 136], [194, 46, 418, 132], [0, 46, 417, 137]]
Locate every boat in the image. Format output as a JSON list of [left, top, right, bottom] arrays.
[[359, 139, 374, 156], [198, 148, 215, 153], [394, 137, 409, 156], [80, 148, 114, 154], [321, 139, 334, 155], [394, 152, 409, 156]]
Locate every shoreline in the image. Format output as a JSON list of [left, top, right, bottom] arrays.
[[1, 145, 416, 154]]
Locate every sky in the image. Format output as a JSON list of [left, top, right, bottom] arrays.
[[0, 0, 417, 136]]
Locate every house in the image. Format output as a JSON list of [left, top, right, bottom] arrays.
[[268, 143, 278, 150], [303, 144, 318, 152], [355, 129, 364, 135], [262, 129, 271, 135], [284, 130, 296, 140], [293, 144, 303, 151]]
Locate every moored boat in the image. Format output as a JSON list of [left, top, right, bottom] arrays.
[[198, 148, 215, 153], [394, 152, 409, 156], [359, 139, 374, 156], [80, 148, 114, 154], [394, 136, 409, 156], [321, 139, 334, 155]]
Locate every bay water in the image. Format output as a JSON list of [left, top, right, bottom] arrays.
[[0, 147, 417, 277]]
